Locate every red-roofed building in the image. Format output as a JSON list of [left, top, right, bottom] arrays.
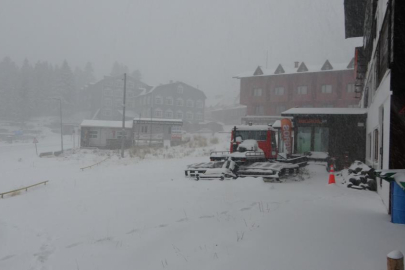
[[234, 60, 357, 117]]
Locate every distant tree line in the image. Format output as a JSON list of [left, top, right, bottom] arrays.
[[0, 57, 142, 123]]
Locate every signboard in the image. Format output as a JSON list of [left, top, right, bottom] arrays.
[[298, 119, 327, 124], [280, 118, 292, 154], [171, 126, 182, 141]]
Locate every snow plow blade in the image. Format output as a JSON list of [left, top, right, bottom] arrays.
[[185, 161, 224, 177], [237, 162, 299, 179]]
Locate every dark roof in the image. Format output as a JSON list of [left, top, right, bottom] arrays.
[[297, 62, 308, 72], [344, 0, 367, 38], [321, 60, 333, 71], [141, 81, 207, 99], [253, 66, 264, 75], [274, 64, 285, 74]]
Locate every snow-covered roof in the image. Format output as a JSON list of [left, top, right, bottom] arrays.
[[133, 118, 183, 125], [81, 120, 133, 128], [233, 125, 276, 131], [281, 108, 367, 116], [234, 60, 354, 79]]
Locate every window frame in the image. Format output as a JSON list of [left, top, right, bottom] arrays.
[[274, 87, 285, 95], [297, 85, 308, 95], [321, 84, 333, 94]]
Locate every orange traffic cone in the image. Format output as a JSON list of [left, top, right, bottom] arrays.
[[328, 165, 336, 184]]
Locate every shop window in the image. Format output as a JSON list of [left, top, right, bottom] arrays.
[[297, 127, 311, 153], [314, 127, 329, 152], [117, 131, 126, 139]]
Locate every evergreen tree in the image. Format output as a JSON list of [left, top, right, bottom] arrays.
[[18, 59, 34, 123], [0, 57, 19, 120], [110, 61, 129, 77]]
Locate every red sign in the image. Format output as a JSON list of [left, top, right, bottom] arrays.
[[33, 137, 38, 144], [280, 118, 292, 154]]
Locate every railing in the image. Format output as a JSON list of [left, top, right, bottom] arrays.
[[1, 181, 49, 198], [80, 156, 110, 171]]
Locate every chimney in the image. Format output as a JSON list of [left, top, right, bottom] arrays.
[[294, 61, 299, 68]]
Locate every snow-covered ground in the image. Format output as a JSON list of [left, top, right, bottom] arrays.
[[0, 127, 405, 270]]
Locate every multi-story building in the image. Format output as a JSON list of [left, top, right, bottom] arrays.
[[133, 81, 206, 124], [344, 0, 405, 212], [234, 60, 357, 117], [86, 75, 152, 120]]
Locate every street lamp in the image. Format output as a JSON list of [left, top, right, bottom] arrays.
[[52, 97, 63, 153]]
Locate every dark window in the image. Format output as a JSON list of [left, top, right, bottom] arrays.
[[235, 130, 267, 141]]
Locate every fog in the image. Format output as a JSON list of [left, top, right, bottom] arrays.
[[0, 0, 361, 102]]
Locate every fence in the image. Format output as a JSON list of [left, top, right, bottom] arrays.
[[80, 156, 110, 171], [1, 181, 49, 198]]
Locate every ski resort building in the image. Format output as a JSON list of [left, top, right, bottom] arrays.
[[344, 0, 405, 213], [234, 59, 358, 118], [132, 81, 206, 126]]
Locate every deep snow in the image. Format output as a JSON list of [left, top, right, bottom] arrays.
[[0, 129, 404, 270]]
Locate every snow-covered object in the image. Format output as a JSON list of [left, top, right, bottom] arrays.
[[349, 160, 371, 173], [234, 125, 275, 131], [81, 120, 133, 128], [307, 152, 328, 159], [281, 107, 367, 116], [392, 172, 405, 190], [237, 139, 259, 152], [387, 250, 404, 259]]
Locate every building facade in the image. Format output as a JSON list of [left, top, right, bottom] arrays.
[[344, 0, 405, 212], [133, 81, 206, 124], [85, 75, 152, 121], [234, 60, 358, 116]]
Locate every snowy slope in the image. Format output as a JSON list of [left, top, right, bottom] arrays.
[[0, 132, 404, 270]]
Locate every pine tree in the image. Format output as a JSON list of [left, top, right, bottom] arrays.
[[0, 57, 19, 120]]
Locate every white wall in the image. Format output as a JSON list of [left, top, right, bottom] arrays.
[[365, 72, 391, 211]]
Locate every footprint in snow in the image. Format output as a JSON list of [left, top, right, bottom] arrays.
[[199, 215, 215, 219], [159, 224, 168, 228], [240, 207, 251, 211]]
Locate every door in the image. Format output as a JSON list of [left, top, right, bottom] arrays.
[[297, 127, 311, 153]]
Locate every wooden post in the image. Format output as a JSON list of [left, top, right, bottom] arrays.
[[388, 250, 404, 270]]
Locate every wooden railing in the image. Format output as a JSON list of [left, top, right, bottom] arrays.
[[80, 156, 110, 171], [1, 181, 49, 198]]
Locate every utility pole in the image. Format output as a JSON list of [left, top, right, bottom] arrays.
[[149, 95, 153, 146], [121, 73, 127, 158], [52, 98, 63, 153]]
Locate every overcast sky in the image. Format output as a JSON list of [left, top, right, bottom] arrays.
[[0, 0, 361, 104]]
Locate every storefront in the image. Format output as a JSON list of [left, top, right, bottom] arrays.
[[281, 108, 367, 164]]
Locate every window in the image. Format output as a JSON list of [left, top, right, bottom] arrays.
[[253, 88, 263, 96], [166, 97, 173, 105], [235, 130, 267, 141], [155, 96, 163, 105], [176, 111, 183, 119], [147, 96, 151, 105], [88, 130, 98, 138], [196, 113, 203, 121], [115, 99, 122, 107], [324, 104, 334, 108], [347, 84, 355, 93], [196, 100, 204, 108], [255, 106, 264, 115], [374, 129, 379, 161], [141, 125, 148, 133], [117, 131, 126, 139], [297, 86, 308, 94], [165, 110, 173, 119], [176, 98, 184, 106], [274, 87, 285, 95], [186, 99, 194, 107], [177, 85, 184, 94], [186, 112, 193, 120], [321, 85, 332, 93], [154, 109, 163, 118], [276, 105, 286, 114], [367, 133, 372, 159]]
